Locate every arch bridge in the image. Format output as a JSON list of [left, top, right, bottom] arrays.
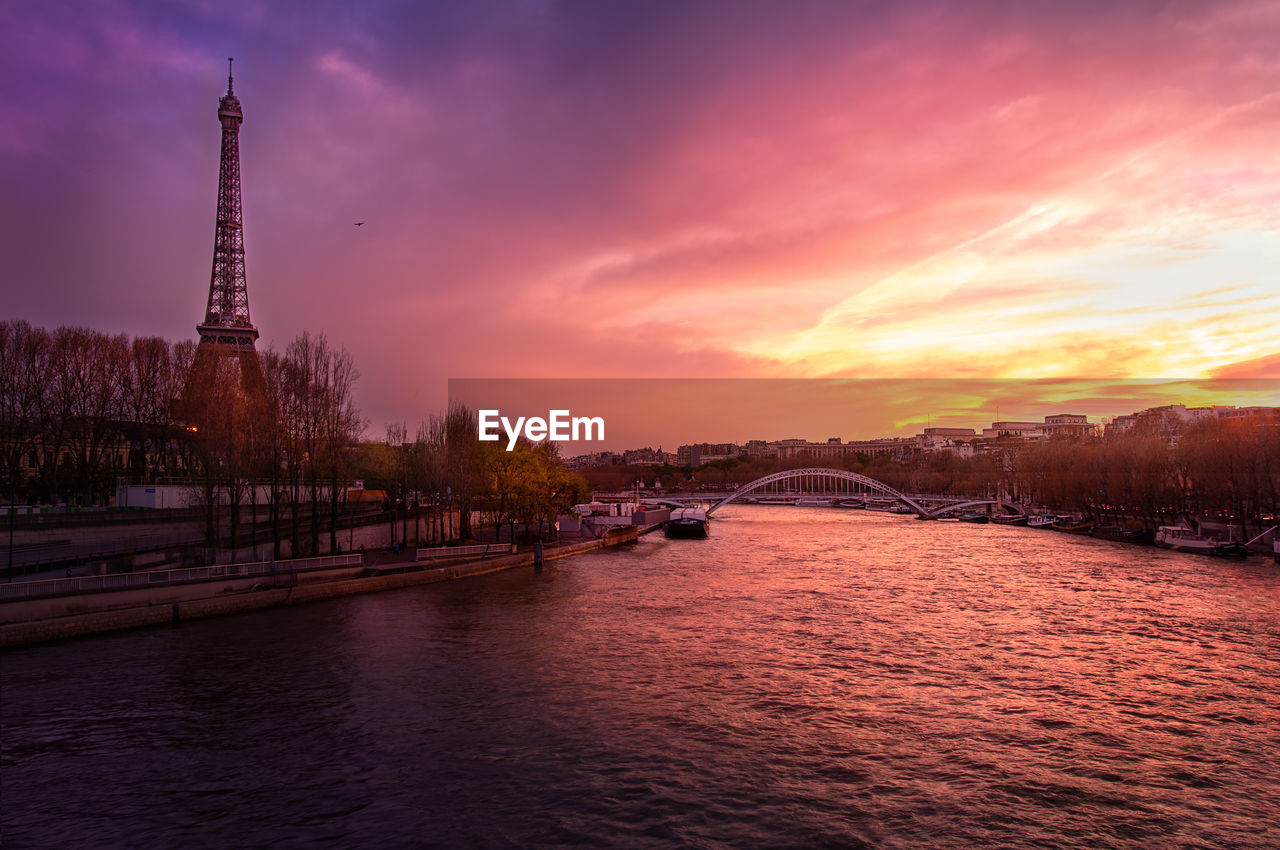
[[704, 468, 1023, 519]]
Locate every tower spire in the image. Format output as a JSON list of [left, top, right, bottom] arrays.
[[227, 57, 234, 95]]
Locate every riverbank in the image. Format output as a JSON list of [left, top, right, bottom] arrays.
[[0, 527, 641, 648]]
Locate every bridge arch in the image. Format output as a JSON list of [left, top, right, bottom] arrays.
[[707, 468, 928, 516]]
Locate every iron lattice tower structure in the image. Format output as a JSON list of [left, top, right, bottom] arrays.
[[192, 59, 263, 394], [197, 58, 258, 350]]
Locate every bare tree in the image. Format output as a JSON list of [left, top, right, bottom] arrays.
[[321, 345, 364, 553], [0, 322, 45, 503], [413, 414, 448, 544], [47, 328, 130, 505], [286, 332, 326, 555], [444, 404, 484, 541]]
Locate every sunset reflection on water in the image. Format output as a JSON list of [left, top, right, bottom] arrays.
[[3, 506, 1278, 847]]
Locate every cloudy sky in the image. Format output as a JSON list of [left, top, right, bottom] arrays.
[[3, 0, 1277, 436]]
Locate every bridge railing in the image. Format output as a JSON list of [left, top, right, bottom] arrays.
[[0, 553, 365, 602]]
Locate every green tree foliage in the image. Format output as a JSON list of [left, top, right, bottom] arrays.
[[356, 406, 589, 545]]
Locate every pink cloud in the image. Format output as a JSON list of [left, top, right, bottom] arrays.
[[3, 1, 1278, 436], [1211, 353, 1280, 379]]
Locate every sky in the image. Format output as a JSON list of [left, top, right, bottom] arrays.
[[3, 0, 1278, 440]]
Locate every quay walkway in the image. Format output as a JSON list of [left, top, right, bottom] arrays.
[[0, 554, 364, 602], [0, 527, 641, 648]]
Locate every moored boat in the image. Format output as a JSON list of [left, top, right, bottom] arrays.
[[665, 508, 709, 539], [1051, 518, 1094, 534], [796, 499, 834, 507], [1091, 525, 1155, 545], [1027, 514, 1059, 529], [1155, 525, 1248, 557], [956, 511, 989, 524], [991, 514, 1029, 526]]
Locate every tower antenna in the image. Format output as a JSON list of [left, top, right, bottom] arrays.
[[227, 57, 234, 94]]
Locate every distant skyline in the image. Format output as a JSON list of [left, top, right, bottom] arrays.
[[3, 1, 1278, 435], [450, 378, 1280, 455]]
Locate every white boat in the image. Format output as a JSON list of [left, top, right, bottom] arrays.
[[1155, 525, 1248, 558], [1027, 514, 1060, 529]]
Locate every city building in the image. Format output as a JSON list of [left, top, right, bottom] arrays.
[[1101, 404, 1278, 445], [1042, 414, 1095, 439], [677, 443, 740, 466], [773, 437, 915, 460], [981, 421, 1042, 439], [562, 404, 1278, 471]]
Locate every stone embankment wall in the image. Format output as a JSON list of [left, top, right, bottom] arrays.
[[0, 528, 639, 648], [0, 564, 368, 622]]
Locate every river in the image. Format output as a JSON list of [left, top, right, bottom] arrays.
[[3, 506, 1278, 848]]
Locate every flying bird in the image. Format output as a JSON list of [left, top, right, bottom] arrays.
[[354, 221, 364, 226]]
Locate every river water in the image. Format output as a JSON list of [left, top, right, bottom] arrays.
[[3, 506, 1279, 848]]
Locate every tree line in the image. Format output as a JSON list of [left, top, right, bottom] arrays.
[[182, 329, 366, 559], [0, 320, 368, 558], [1, 321, 196, 506], [1013, 414, 1279, 538], [2, 320, 588, 556]]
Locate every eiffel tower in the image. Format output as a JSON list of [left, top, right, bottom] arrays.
[[190, 58, 264, 397]]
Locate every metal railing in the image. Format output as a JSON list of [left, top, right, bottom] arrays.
[[0, 553, 364, 601], [415, 543, 516, 561]]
